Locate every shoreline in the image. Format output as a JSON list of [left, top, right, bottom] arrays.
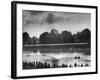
[[23, 61, 90, 70]]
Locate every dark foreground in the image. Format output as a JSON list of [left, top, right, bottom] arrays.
[[23, 61, 90, 69]]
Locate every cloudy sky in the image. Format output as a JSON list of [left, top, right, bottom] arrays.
[[23, 10, 91, 38]]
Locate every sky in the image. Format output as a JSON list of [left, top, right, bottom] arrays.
[[23, 10, 91, 38]]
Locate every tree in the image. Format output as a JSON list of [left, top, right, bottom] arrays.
[[23, 32, 31, 45], [39, 32, 50, 44], [50, 29, 61, 44], [51, 29, 59, 35], [23, 32, 39, 45], [31, 36, 39, 44], [79, 28, 91, 43], [39, 29, 62, 44], [61, 31, 74, 43], [73, 32, 80, 43]]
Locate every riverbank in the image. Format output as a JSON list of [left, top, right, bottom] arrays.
[[23, 61, 90, 69]]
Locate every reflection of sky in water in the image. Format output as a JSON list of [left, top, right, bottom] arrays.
[[23, 51, 91, 66]]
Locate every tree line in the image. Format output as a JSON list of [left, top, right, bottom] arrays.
[[23, 28, 91, 45]]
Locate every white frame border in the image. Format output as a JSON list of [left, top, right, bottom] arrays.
[[16, 3, 96, 77]]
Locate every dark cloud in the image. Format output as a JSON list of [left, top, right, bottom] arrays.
[[30, 10, 45, 15], [41, 13, 64, 24], [24, 19, 41, 26], [23, 10, 43, 26], [25, 20, 33, 26], [23, 10, 72, 26], [23, 10, 90, 37], [46, 13, 54, 24]]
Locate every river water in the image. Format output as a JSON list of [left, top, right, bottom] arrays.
[[23, 47, 91, 68]]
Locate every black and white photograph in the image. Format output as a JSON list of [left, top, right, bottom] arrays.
[[22, 10, 91, 69], [11, 1, 97, 79]]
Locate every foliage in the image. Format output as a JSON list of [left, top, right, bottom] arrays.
[[23, 28, 91, 45], [23, 32, 39, 45]]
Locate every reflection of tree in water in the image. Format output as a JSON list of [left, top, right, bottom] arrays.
[[23, 45, 90, 55]]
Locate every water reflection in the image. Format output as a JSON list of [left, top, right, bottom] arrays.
[[23, 46, 91, 69]]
